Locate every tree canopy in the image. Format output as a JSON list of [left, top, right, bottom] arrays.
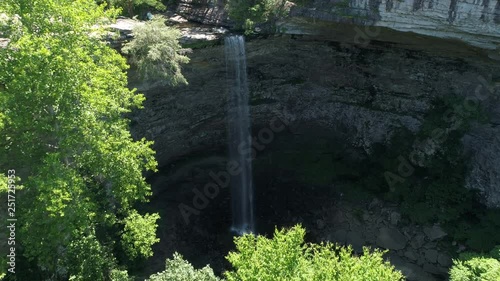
[[450, 246, 500, 281], [226, 0, 290, 34], [225, 225, 405, 281], [140, 225, 404, 281], [0, 0, 159, 279], [122, 16, 189, 86]]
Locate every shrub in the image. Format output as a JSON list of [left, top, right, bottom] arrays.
[[450, 246, 500, 281], [103, 0, 167, 17], [452, 210, 500, 252], [146, 253, 221, 281], [122, 16, 189, 86], [110, 269, 133, 281], [372, 94, 495, 245], [226, 0, 290, 35], [224, 225, 404, 281], [121, 210, 160, 258]]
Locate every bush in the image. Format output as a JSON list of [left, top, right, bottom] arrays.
[[103, 0, 167, 17], [224, 225, 404, 281], [146, 253, 221, 281], [451, 210, 500, 252], [372, 95, 496, 249], [121, 210, 160, 259], [226, 0, 290, 34], [110, 269, 133, 281], [122, 16, 189, 86], [450, 246, 500, 281]]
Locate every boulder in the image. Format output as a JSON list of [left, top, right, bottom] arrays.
[[424, 249, 438, 264], [376, 227, 408, 250], [437, 253, 453, 267], [390, 211, 401, 225], [330, 229, 348, 244], [388, 255, 437, 281], [404, 250, 418, 261], [423, 263, 448, 276], [345, 231, 364, 252], [423, 225, 447, 241], [316, 219, 325, 230], [410, 233, 426, 249]]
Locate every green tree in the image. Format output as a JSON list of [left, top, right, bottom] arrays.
[[450, 246, 500, 281], [121, 210, 160, 258], [122, 16, 189, 86], [146, 253, 221, 281], [224, 225, 404, 281], [226, 0, 290, 35], [0, 0, 160, 279], [108, 0, 167, 18]]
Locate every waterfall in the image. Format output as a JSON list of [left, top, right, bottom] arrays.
[[225, 35, 255, 235]]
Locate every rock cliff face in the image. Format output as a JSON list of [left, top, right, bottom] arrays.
[[176, 0, 500, 49], [290, 0, 500, 49], [129, 34, 500, 207]]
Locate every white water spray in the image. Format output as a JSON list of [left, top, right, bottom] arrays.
[[225, 35, 255, 235]]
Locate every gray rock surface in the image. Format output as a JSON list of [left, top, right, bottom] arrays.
[[424, 249, 438, 263], [107, 16, 228, 47], [175, 0, 500, 49], [404, 250, 418, 261], [346, 231, 365, 252], [130, 35, 500, 207], [423, 262, 447, 275], [176, 0, 228, 25], [331, 229, 348, 243], [377, 227, 408, 250], [314, 197, 455, 280], [316, 218, 325, 229], [390, 211, 401, 225], [463, 126, 500, 208], [424, 225, 448, 241], [388, 255, 438, 281], [288, 0, 500, 50], [437, 253, 453, 267]]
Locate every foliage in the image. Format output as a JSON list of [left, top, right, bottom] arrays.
[[98, 0, 167, 17], [65, 234, 116, 281], [450, 210, 500, 252], [291, 0, 314, 5], [181, 39, 220, 50], [0, 0, 159, 279], [122, 16, 189, 86], [258, 137, 355, 186], [226, 0, 290, 35], [146, 253, 221, 281], [224, 225, 404, 281], [121, 210, 160, 258], [367, 95, 496, 249], [110, 269, 133, 281], [0, 13, 22, 40], [450, 246, 500, 281]]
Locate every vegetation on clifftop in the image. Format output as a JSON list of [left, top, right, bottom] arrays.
[[226, 0, 291, 34]]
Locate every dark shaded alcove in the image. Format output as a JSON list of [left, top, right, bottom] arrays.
[[133, 124, 375, 279]]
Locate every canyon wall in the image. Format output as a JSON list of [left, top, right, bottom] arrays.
[[129, 35, 500, 207]]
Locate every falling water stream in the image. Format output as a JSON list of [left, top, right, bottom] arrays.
[[225, 35, 255, 235]]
